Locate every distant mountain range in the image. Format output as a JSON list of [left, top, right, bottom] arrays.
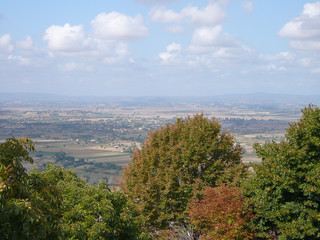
[[0, 92, 319, 108]]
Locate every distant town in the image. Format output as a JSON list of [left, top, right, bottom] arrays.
[[1, 93, 319, 185]]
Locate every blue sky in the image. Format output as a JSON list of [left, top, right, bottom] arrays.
[[0, 0, 319, 96]]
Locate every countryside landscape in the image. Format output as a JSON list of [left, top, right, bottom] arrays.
[[2, 1, 320, 238], [1, 93, 318, 185]]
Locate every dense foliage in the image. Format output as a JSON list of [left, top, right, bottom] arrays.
[[244, 105, 320, 239], [121, 113, 243, 230], [0, 138, 146, 240], [0, 137, 62, 239], [2, 105, 320, 239], [33, 165, 145, 240], [189, 184, 254, 240]]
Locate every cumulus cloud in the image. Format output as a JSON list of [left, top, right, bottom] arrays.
[[8, 55, 31, 65], [91, 12, 149, 40], [166, 42, 181, 52], [41, 14, 135, 64], [242, 1, 254, 13], [135, 0, 176, 5], [0, 34, 14, 52], [152, 1, 259, 66], [191, 25, 223, 46], [182, 1, 227, 25], [260, 52, 295, 62], [299, 57, 312, 67], [150, 8, 183, 23], [187, 38, 255, 66], [164, 25, 185, 33], [16, 36, 34, 50], [159, 42, 182, 64], [296, 57, 320, 73], [59, 62, 93, 72], [103, 42, 129, 64], [289, 40, 320, 52], [279, 2, 320, 52], [303, 2, 320, 17], [43, 24, 88, 52], [189, 24, 238, 56], [150, 1, 227, 25], [265, 64, 286, 71]]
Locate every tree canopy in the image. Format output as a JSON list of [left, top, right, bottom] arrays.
[[0, 138, 147, 240], [243, 105, 320, 239], [3, 105, 320, 239], [0, 137, 62, 239], [189, 184, 254, 240], [121, 113, 243, 230]]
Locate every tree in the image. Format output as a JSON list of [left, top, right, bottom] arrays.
[[35, 164, 147, 240], [243, 105, 320, 239], [121, 114, 242, 231], [189, 184, 254, 240], [0, 137, 62, 239], [0, 138, 148, 240]]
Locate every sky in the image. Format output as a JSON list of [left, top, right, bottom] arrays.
[[0, 0, 320, 96]]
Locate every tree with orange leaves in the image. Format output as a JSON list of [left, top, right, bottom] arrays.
[[189, 184, 254, 240], [121, 114, 243, 231]]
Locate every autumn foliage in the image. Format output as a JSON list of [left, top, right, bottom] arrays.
[[3, 106, 320, 239], [121, 114, 243, 230], [189, 184, 254, 240]]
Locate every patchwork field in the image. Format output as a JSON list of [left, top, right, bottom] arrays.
[[0, 99, 303, 185]]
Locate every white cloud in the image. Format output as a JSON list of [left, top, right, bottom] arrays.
[[166, 42, 181, 52], [91, 12, 149, 40], [312, 68, 320, 73], [289, 40, 320, 52], [242, 1, 254, 13], [7, 55, 31, 65], [42, 19, 130, 64], [265, 64, 286, 71], [16, 36, 34, 50], [103, 42, 129, 64], [260, 52, 295, 62], [0, 34, 14, 52], [299, 57, 312, 67], [43, 24, 88, 52], [303, 2, 320, 18], [181, 1, 227, 25], [279, 2, 320, 52], [159, 52, 173, 63], [189, 24, 238, 57], [59, 62, 93, 72], [159, 42, 182, 64], [191, 25, 223, 46], [150, 8, 183, 23], [60, 62, 78, 71], [164, 25, 185, 33], [115, 42, 129, 56], [150, 1, 227, 25], [135, 0, 176, 5]]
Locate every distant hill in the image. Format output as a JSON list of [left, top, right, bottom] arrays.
[[0, 92, 319, 109]]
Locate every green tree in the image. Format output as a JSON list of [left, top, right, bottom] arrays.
[[0, 138, 148, 240], [36, 164, 147, 240], [121, 114, 242, 231], [0, 137, 62, 239], [244, 105, 320, 239]]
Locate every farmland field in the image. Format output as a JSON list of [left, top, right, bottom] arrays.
[[0, 96, 307, 184]]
